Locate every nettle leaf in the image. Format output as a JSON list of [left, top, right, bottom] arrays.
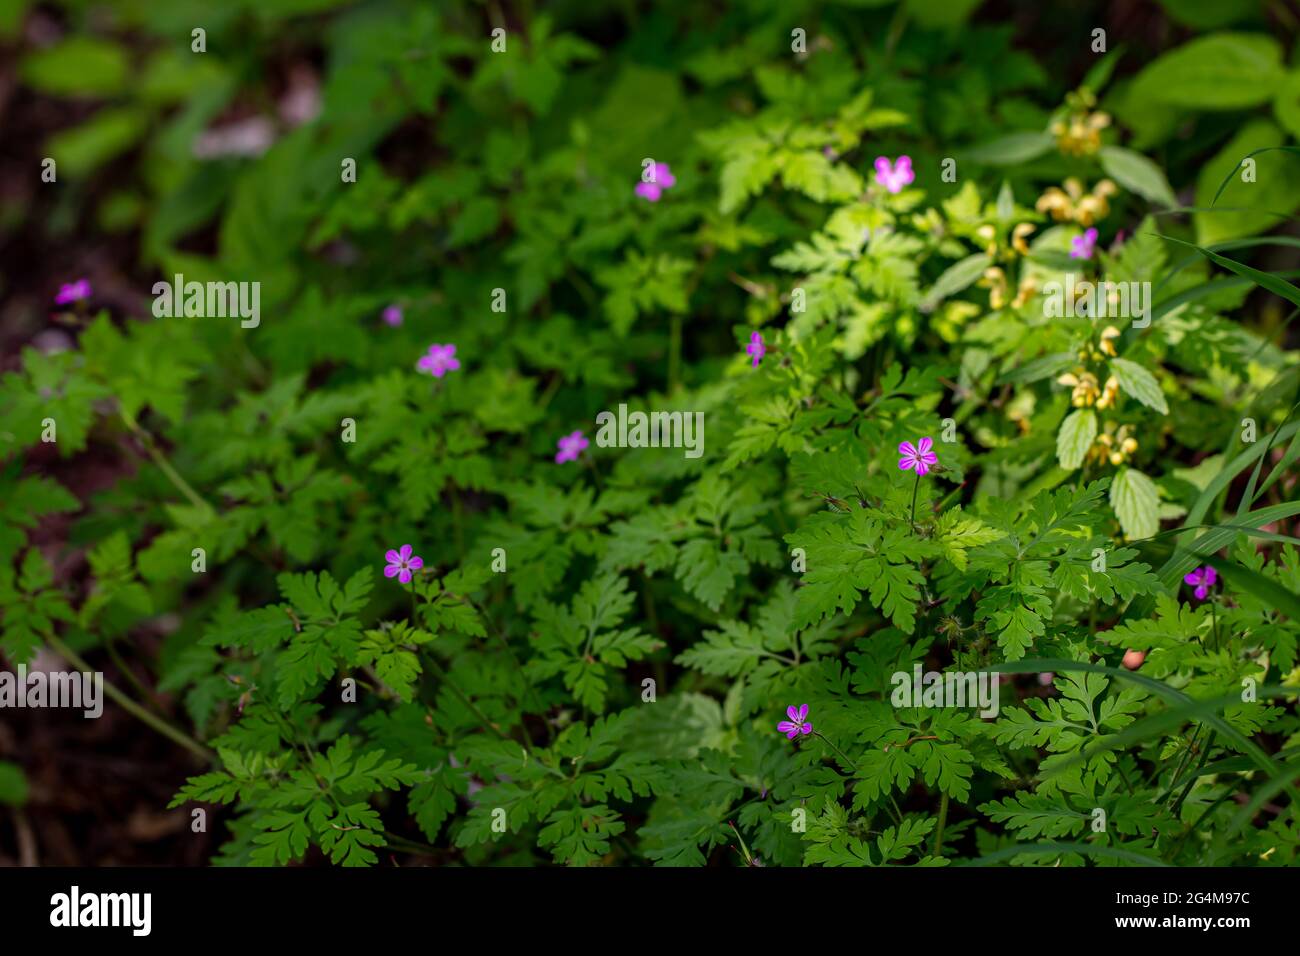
[[1110, 468, 1160, 541], [1056, 408, 1097, 470], [1109, 358, 1169, 414]]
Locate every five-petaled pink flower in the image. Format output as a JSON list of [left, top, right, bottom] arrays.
[[1184, 566, 1217, 601], [417, 343, 460, 377], [55, 279, 92, 305], [1070, 227, 1098, 260], [874, 155, 914, 194], [898, 437, 938, 476], [382, 305, 403, 327], [777, 704, 812, 739], [555, 430, 588, 464], [384, 544, 424, 584], [746, 331, 766, 367], [635, 162, 676, 202]]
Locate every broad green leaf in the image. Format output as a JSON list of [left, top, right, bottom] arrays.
[[1109, 358, 1168, 414], [1129, 33, 1284, 110], [1056, 409, 1096, 470], [1099, 146, 1176, 207], [1111, 467, 1159, 540]]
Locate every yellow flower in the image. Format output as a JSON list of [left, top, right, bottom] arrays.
[[1011, 222, 1035, 256], [1058, 370, 1100, 407], [1095, 375, 1121, 410], [1011, 275, 1037, 309], [1099, 325, 1120, 357], [1087, 423, 1138, 467], [1051, 90, 1112, 156], [1036, 178, 1116, 226], [981, 266, 1008, 309]]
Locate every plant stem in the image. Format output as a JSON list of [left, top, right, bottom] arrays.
[[908, 470, 921, 528], [887, 794, 905, 826], [421, 650, 514, 746], [46, 634, 213, 762], [1171, 732, 1216, 817], [932, 792, 949, 857], [120, 412, 213, 515], [812, 730, 857, 771]]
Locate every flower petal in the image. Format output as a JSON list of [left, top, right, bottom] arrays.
[[384, 565, 400, 578], [408, 556, 424, 571], [916, 437, 933, 455]]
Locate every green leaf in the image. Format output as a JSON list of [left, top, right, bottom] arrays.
[[1129, 33, 1284, 110], [963, 131, 1053, 165], [1109, 358, 1168, 414], [0, 761, 28, 807], [21, 37, 129, 96], [920, 253, 992, 311], [1056, 409, 1097, 470], [1099, 146, 1176, 207], [1193, 120, 1300, 245], [1111, 468, 1160, 541]]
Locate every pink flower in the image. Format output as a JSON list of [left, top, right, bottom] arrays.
[[555, 430, 588, 464], [898, 437, 938, 476], [1070, 227, 1099, 260], [1122, 649, 1146, 670], [384, 544, 424, 584], [746, 331, 766, 367], [635, 162, 676, 202], [874, 155, 914, 194], [1183, 566, 1217, 601], [382, 305, 403, 327], [417, 343, 460, 378], [777, 704, 812, 739], [54, 279, 92, 306]]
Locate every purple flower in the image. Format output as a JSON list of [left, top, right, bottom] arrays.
[[746, 331, 766, 367], [382, 305, 403, 327], [1183, 566, 1217, 601], [555, 430, 588, 464], [417, 343, 460, 378], [898, 437, 938, 477], [1070, 227, 1099, 260], [874, 155, 914, 194], [635, 162, 676, 202], [384, 544, 424, 584], [777, 704, 812, 739], [54, 279, 92, 306]]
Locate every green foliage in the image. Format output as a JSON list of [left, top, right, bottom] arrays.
[[4, 0, 1299, 869]]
